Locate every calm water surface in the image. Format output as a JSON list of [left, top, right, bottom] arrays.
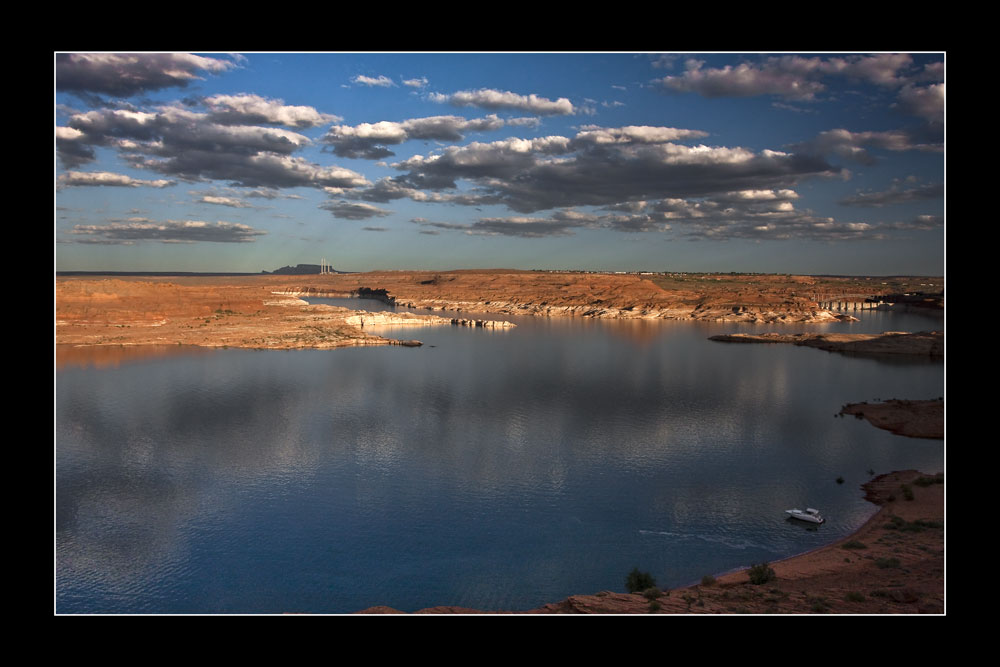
[[56, 301, 944, 613]]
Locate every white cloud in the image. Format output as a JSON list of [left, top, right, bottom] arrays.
[[321, 114, 507, 159], [57, 171, 175, 188], [656, 54, 928, 101], [57, 53, 237, 96], [352, 74, 395, 87], [402, 77, 429, 88], [197, 195, 254, 208], [431, 88, 576, 115], [69, 219, 266, 244], [203, 94, 340, 127], [895, 83, 944, 123]]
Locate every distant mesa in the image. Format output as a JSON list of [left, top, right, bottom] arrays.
[[264, 263, 346, 275]]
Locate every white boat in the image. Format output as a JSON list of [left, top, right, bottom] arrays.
[[786, 508, 824, 524]]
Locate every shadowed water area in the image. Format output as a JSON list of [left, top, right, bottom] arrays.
[[56, 300, 943, 613]]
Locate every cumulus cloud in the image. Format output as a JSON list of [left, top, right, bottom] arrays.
[[657, 57, 828, 100], [402, 77, 429, 88], [57, 171, 175, 188], [320, 200, 393, 220], [839, 182, 944, 207], [389, 129, 838, 213], [655, 54, 923, 101], [56, 53, 236, 97], [58, 105, 370, 190], [601, 191, 889, 241], [895, 83, 945, 123], [202, 94, 339, 127], [571, 125, 709, 147], [430, 88, 576, 115], [56, 126, 97, 167], [321, 114, 506, 159], [69, 219, 266, 244], [197, 195, 254, 208], [352, 74, 395, 87], [790, 128, 942, 165]]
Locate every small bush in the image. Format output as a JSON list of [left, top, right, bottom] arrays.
[[748, 562, 776, 585], [844, 591, 866, 602], [642, 587, 662, 600], [701, 574, 717, 586], [648, 600, 661, 612], [875, 557, 901, 569], [900, 484, 914, 501], [913, 473, 944, 487], [841, 540, 868, 550], [625, 568, 657, 594], [808, 596, 829, 612]]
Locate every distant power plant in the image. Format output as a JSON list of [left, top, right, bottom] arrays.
[[320, 258, 332, 275]]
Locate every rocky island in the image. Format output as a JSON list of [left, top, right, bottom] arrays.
[[707, 330, 944, 359], [839, 399, 944, 439]]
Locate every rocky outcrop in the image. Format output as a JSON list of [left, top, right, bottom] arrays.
[[450, 318, 516, 328], [709, 330, 943, 359], [342, 311, 515, 329], [392, 297, 850, 324], [839, 399, 944, 439]]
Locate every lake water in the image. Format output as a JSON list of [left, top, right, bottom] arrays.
[[55, 300, 944, 614]]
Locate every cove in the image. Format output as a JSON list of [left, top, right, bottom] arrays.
[[56, 302, 943, 613]]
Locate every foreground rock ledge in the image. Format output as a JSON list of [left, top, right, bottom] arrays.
[[357, 470, 943, 615]]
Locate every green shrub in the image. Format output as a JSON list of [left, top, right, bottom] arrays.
[[748, 562, 776, 585], [844, 591, 866, 602], [875, 557, 901, 569], [625, 568, 657, 594], [701, 574, 717, 586], [841, 540, 868, 550], [900, 484, 914, 501], [642, 587, 662, 600], [648, 600, 661, 612], [913, 473, 944, 487]]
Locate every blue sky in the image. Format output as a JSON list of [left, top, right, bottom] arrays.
[[55, 52, 944, 275]]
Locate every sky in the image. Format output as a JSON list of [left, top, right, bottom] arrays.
[[55, 52, 945, 275]]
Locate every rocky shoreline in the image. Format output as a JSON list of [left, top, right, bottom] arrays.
[[359, 469, 944, 614], [55, 279, 517, 353]]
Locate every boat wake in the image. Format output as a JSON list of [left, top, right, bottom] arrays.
[[638, 529, 777, 553]]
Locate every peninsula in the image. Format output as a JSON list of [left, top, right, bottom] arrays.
[[56, 270, 941, 355], [708, 330, 944, 359]]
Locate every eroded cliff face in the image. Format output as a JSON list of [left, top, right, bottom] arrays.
[[273, 273, 861, 323]]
